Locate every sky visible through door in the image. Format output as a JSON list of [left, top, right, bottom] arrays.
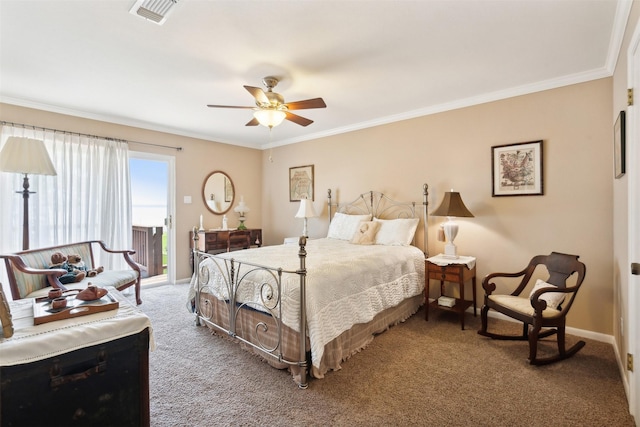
[[130, 158, 167, 228]]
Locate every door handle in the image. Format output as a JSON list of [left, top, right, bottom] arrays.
[[633, 263, 640, 276]]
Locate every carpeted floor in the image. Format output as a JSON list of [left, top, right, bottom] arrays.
[[135, 283, 635, 426]]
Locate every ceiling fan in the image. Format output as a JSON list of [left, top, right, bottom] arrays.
[[207, 76, 326, 128]]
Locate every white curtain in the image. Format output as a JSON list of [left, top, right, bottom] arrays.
[[0, 124, 132, 292]]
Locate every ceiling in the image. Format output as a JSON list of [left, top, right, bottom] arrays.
[[0, 0, 630, 150]]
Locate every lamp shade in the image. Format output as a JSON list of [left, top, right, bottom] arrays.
[[234, 196, 250, 214], [431, 191, 474, 218], [0, 137, 57, 176], [295, 198, 317, 219], [253, 109, 286, 128]]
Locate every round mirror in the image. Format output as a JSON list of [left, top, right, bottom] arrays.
[[202, 171, 234, 215]]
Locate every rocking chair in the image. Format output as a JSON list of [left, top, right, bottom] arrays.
[[478, 252, 586, 365]]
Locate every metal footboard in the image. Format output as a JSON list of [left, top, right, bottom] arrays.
[[192, 232, 309, 389]]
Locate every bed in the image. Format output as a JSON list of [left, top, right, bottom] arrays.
[[188, 185, 430, 388]]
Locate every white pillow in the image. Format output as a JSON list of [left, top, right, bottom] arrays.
[[373, 217, 419, 246], [327, 213, 372, 240], [529, 279, 565, 310]]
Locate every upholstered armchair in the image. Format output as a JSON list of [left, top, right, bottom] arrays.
[[477, 252, 586, 365]]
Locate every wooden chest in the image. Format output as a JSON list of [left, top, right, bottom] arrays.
[[1, 328, 150, 426], [0, 290, 153, 426]]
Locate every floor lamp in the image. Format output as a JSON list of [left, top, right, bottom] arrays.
[[0, 137, 57, 250]]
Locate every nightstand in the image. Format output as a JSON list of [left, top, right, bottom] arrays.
[[425, 254, 477, 330]]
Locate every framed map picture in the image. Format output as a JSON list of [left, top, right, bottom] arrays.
[[289, 165, 314, 201], [491, 140, 543, 197]]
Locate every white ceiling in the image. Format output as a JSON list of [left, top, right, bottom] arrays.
[[0, 0, 630, 150]]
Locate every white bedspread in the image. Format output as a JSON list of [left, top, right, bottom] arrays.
[[188, 238, 425, 370]]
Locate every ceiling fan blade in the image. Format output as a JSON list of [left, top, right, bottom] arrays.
[[245, 117, 259, 126], [285, 111, 313, 127], [284, 98, 327, 110], [244, 86, 269, 104], [207, 104, 254, 109]]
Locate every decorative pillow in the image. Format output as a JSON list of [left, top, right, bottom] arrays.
[[529, 279, 565, 310], [327, 213, 372, 240], [351, 220, 381, 245], [373, 217, 419, 246]]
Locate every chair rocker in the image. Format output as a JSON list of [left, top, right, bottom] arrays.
[[477, 252, 586, 365]]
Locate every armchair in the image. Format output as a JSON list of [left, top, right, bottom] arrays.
[[478, 252, 586, 365]]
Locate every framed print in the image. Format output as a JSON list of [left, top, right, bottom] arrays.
[[615, 110, 626, 179], [492, 140, 543, 197], [289, 165, 314, 201], [224, 176, 233, 202]]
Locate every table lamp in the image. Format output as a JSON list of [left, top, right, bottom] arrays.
[[295, 198, 317, 237], [431, 190, 474, 259], [0, 137, 57, 250], [234, 196, 250, 230]]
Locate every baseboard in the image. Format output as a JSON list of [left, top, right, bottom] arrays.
[[484, 309, 614, 344]]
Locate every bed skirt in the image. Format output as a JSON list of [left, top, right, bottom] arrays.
[[198, 292, 424, 381]]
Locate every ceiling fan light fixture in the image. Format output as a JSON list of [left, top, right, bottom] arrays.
[[254, 109, 286, 128]]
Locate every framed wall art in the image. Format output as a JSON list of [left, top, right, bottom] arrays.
[[289, 165, 314, 201], [491, 140, 543, 197], [224, 176, 233, 202], [614, 110, 626, 179]]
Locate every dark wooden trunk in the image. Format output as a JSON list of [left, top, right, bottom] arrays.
[[1, 328, 150, 427]]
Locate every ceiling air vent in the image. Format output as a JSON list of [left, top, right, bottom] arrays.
[[129, 0, 178, 25]]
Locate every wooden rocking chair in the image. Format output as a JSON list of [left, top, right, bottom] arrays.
[[478, 252, 586, 365]]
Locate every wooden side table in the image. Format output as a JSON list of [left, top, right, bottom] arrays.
[[425, 254, 477, 330]]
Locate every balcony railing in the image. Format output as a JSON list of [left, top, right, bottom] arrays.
[[132, 225, 164, 277]]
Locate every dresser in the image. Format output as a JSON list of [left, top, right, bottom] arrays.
[[189, 229, 262, 271]]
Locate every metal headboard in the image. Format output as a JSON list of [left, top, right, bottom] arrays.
[[327, 184, 429, 257]]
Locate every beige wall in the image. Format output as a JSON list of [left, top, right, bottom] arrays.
[[0, 77, 615, 335], [0, 103, 263, 281], [263, 78, 613, 335]]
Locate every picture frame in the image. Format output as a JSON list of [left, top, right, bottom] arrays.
[[224, 176, 233, 202], [289, 165, 314, 201], [615, 110, 626, 179], [491, 140, 544, 197]]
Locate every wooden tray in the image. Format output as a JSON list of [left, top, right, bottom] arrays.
[[33, 291, 119, 325]]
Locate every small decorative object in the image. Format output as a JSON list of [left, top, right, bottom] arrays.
[[49, 252, 85, 284], [199, 214, 204, 231], [295, 198, 318, 237], [437, 296, 456, 308], [289, 165, 314, 201], [76, 284, 108, 301], [234, 196, 250, 230], [431, 190, 474, 259], [48, 288, 63, 299], [51, 297, 67, 310], [491, 140, 543, 196], [615, 110, 626, 178], [222, 215, 228, 230], [66, 254, 104, 277]]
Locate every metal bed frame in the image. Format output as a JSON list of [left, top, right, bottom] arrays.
[[192, 184, 429, 389]]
